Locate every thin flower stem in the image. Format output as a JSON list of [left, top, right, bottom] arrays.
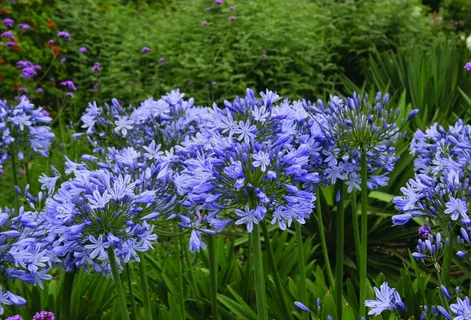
[[107, 247, 130, 320], [316, 193, 334, 289], [351, 190, 361, 266], [176, 235, 185, 318], [10, 149, 19, 210], [335, 183, 345, 319], [359, 150, 369, 318], [208, 235, 219, 320], [252, 223, 268, 320], [24, 160, 31, 187], [138, 253, 152, 320], [261, 223, 291, 320], [126, 265, 137, 320], [295, 222, 309, 320], [442, 229, 455, 287], [60, 272, 75, 320]]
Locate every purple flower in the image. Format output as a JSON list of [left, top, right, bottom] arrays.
[[141, 46, 151, 53], [60, 57, 67, 63], [465, 62, 471, 71], [57, 31, 71, 40], [418, 225, 431, 239], [32, 311, 55, 320], [66, 92, 74, 98], [17, 23, 30, 30], [230, 6, 236, 11], [93, 82, 100, 89], [3, 18, 14, 28], [201, 21, 208, 27], [47, 39, 55, 46], [229, 16, 235, 21], [159, 57, 166, 64], [92, 62, 101, 73], [261, 53, 267, 60], [79, 46, 87, 53], [60, 80, 77, 91], [37, 88, 44, 94], [215, 0, 223, 4], [205, 7, 211, 12], [4, 41, 15, 47], [6, 315, 23, 320], [17, 61, 41, 79], [1, 31, 15, 40]]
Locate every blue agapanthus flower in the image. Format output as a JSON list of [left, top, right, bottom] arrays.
[[79, 89, 208, 155], [305, 92, 417, 192], [0, 97, 55, 173], [365, 282, 406, 316], [175, 89, 319, 252], [393, 120, 471, 226], [0, 187, 57, 315], [40, 147, 176, 274]]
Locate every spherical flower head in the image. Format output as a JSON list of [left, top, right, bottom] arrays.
[[79, 46, 87, 53], [92, 62, 101, 73], [308, 92, 409, 192], [66, 92, 73, 98], [60, 57, 66, 63], [42, 148, 176, 273], [418, 225, 431, 239], [32, 311, 55, 320], [6, 315, 23, 320], [37, 87, 44, 94], [3, 18, 13, 28], [411, 232, 446, 263], [215, 0, 223, 4], [176, 89, 318, 251], [465, 62, 471, 71], [47, 39, 55, 47], [141, 46, 151, 53], [158, 57, 166, 64], [18, 23, 30, 30], [230, 6, 236, 11], [201, 21, 208, 27], [229, 16, 235, 21], [365, 283, 405, 316], [93, 82, 100, 89], [205, 7, 211, 12], [57, 31, 71, 40]]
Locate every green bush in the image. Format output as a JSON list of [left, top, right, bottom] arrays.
[[54, 0, 440, 107]]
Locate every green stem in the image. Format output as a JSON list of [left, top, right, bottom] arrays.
[[359, 151, 369, 318], [252, 223, 268, 320], [261, 223, 291, 320], [24, 160, 31, 187], [107, 247, 130, 320], [442, 230, 455, 287], [208, 235, 219, 320], [335, 183, 345, 320], [316, 192, 334, 289], [176, 235, 185, 318], [126, 265, 137, 320], [138, 253, 152, 320], [61, 272, 75, 320], [436, 267, 452, 315], [295, 222, 309, 320], [351, 190, 361, 266], [10, 149, 19, 210]]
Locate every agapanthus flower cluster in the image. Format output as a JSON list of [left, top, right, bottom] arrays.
[[307, 93, 417, 192], [175, 89, 319, 251], [40, 146, 176, 274], [364, 282, 406, 316], [79, 89, 208, 155], [412, 230, 447, 268], [394, 120, 471, 226], [17, 61, 41, 79], [0, 186, 57, 315], [0, 98, 55, 172]]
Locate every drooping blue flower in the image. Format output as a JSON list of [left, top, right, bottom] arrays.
[[365, 282, 406, 316]]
